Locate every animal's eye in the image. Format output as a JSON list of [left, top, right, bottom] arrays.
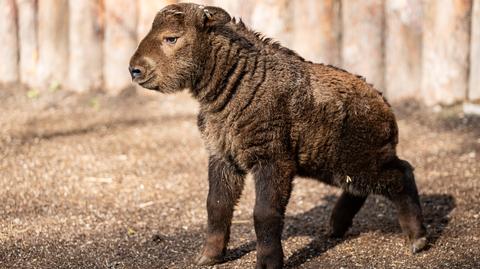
[[164, 37, 177, 44]]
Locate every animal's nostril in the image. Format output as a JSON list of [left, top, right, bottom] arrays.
[[129, 66, 143, 79]]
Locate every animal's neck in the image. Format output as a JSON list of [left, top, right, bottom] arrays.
[[191, 31, 255, 112]]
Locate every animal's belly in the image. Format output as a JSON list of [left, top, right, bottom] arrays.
[[296, 114, 396, 178]]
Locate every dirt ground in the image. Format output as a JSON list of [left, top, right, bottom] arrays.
[[1, 86, 479, 269]]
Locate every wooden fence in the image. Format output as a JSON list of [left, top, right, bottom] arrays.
[[1, 0, 479, 105]]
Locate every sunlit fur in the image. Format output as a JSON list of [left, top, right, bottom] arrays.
[[130, 4, 207, 93]]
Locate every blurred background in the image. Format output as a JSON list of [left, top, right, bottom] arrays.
[[0, 0, 479, 106], [1, 1, 480, 268]]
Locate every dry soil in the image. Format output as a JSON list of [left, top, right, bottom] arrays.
[[0, 87, 479, 269]]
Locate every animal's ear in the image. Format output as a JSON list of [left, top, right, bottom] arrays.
[[155, 5, 185, 27], [201, 6, 231, 28]]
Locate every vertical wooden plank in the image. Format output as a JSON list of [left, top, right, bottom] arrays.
[[37, 0, 69, 89], [68, 0, 103, 92], [16, 0, 37, 88], [104, 0, 138, 95], [250, 0, 292, 47], [469, 0, 480, 101], [137, 0, 177, 41], [385, 0, 423, 102], [422, 0, 472, 105], [0, 0, 19, 85], [342, 0, 385, 91], [292, 0, 341, 65]]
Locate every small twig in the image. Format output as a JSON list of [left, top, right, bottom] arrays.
[[138, 201, 155, 209], [85, 177, 113, 183], [232, 220, 250, 224]]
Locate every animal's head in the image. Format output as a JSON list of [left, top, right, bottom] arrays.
[[129, 3, 231, 92]]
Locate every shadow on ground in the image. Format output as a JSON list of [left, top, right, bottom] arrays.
[[223, 193, 455, 268], [13, 113, 195, 145]]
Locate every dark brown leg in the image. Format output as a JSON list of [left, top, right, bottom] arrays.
[[384, 159, 427, 253], [252, 160, 295, 269], [195, 155, 246, 266], [329, 191, 368, 238]]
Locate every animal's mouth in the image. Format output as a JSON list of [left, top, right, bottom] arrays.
[[138, 75, 161, 91], [138, 74, 155, 86]]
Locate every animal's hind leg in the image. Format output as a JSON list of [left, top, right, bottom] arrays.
[[329, 191, 368, 238], [382, 158, 427, 253]]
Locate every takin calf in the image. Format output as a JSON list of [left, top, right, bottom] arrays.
[[129, 3, 427, 269]]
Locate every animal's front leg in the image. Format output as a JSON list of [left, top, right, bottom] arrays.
[[195, 155, 246, 266], [253, 160, 295, 269]]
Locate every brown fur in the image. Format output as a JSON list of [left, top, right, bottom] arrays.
[[130, 3, 427, 268]]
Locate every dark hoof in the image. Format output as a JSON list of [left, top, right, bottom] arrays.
[[195, 252, 223, 266], [411, 237, 427, 254], [328, 226, 348, 238], [328, 229, 346, 238]]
